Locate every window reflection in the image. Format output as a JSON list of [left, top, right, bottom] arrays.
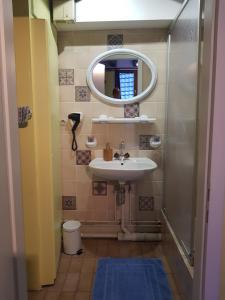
[[92, 55, 151, 100]]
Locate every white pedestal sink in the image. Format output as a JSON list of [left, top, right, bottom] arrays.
[[89, 157, 158, 241], [89, 157, 157, 182]]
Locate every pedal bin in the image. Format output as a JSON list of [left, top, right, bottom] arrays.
[[63, 220, 81, 255]]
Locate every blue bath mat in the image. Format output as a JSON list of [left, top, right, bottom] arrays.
[[92, 258, 172, 300]]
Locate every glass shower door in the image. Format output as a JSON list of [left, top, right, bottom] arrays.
[[164, 0, 201, 262]]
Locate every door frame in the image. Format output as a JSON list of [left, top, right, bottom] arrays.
[[0, 0, 27, 299], [1, 0, 225, 299], [193, 0, 225, 299]]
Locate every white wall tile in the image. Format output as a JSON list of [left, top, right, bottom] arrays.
[[59, 86, 75, 102], [59, 29, 167, 224]]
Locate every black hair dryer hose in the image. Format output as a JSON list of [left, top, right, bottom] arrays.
[[68, 113, 81, 151]]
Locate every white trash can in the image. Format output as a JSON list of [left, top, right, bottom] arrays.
[[63, 220, 82, 255]]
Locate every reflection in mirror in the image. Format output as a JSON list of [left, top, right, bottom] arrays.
[[87, 49, 157, 105], [92, 54, 152, 100]]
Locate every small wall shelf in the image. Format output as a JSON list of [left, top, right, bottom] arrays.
[[92, 117, 156, 124]]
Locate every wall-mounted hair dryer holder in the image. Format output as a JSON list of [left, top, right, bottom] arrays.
[[68, 112, 83, 151]]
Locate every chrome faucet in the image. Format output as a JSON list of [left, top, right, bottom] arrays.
[[114, 141, 130, 162], [119, 141, 125, 156]]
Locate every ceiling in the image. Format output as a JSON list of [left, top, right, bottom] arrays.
[[54, 0, 184, 31]]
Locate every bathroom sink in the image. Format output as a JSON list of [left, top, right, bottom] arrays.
[[89, 157, 157, 182]]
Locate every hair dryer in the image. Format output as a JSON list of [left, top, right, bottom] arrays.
[[68, 113, 81, 151]]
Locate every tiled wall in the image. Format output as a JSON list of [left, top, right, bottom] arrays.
[[58, 29, 167, 228]]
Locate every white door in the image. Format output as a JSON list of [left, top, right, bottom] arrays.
[[0, 0, 27, 299]]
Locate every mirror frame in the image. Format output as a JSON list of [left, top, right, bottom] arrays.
[[86, 48, 158, 105]]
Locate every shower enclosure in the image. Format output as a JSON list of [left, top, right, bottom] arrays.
[[164, 0, 201, 264]]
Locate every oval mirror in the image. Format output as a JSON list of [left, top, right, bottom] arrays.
[[87, 49, 157, 105]]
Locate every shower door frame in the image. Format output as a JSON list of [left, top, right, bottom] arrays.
[[164, 0, 201, 265], [193, 0, 225, 299], [164, 0, 225, 298]]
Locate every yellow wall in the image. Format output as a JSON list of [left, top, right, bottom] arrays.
[[14, 18, 41, 290], [47, 24, 62, 271], [12, 0, 50, 19], [29, 0, 62, 269], [30, 19, 56, 284], [14, 17, 61, 290], [12, 0, 29, 16], [29, 0, 51, 19]]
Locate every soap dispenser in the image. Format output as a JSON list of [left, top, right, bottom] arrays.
[[103, 143, 113, 161]]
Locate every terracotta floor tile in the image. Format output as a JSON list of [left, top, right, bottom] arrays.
[[45, 291, 60, 300], [96, 239, 109, 257], [74, 292, 91, 300], [118, 241, 131, 257], [27, 290, 46, 300], [81, 258, 96, 273], [173, 294, 184, 300], [77, 272, 94, 292], [161, 255, 173, 273], [82, 239, 98, 257], [141, 242, 158, 257], [107, 239, 120, 257], [151, 242, 164, 257], [128, 242, 143, 257], [63, 273, 80, 292], [58, 254, 72, 273], [27, 239, 179, 300], [59, 292, 75, 300], [167, 273, 180, 295], [47, 273, 66, 291], [68, 258, 83, 273], [93, 258, 98, 273]]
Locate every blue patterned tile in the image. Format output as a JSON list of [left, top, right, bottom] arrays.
[[59, 69, 74, 85], [62, 196, 76, 210], [139, 196, 154, 211], [139, 135, 151, 150], [124, 103, 139, 118], [92, 181, 107, 196], [76, 150, 91, 165], [75, 86, 90, 102], [107, 34, 123, 50]]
